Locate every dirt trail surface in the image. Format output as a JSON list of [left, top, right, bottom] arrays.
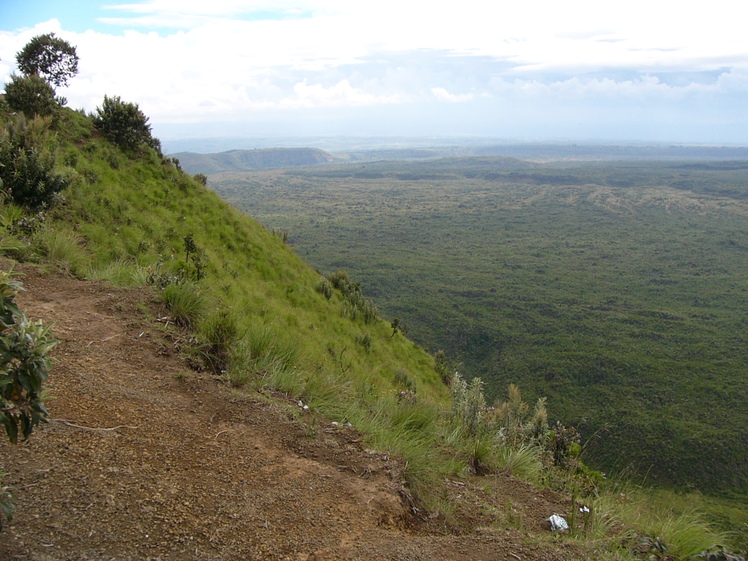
[[0, 263, 584, 560]]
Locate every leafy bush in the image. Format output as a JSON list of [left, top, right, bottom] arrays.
[[182, 234, 205, 281], [0, 270, 58, 442], [0, 115, 69, 208], [0, 269, 58, 529], [93, 95, 160, 152], [328, 270, 378, 323], [315, 278, 333, 300], [3, 74, 59, 118]]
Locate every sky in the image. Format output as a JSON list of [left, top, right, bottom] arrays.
[[2, 0, 748, 147]]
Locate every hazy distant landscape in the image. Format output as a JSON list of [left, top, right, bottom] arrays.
[[169, 140, 748, 169], [194, 148, 748, 497]]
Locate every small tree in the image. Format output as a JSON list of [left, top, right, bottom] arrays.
[[15, 33, 79, 88], [93, 95, 159, 152], [3, 74, 59, 118]]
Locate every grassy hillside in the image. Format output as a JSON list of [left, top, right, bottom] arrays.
[[2, 106, 747, 559], [207, 158, 748, 498]]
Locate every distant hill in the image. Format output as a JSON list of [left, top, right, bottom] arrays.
[[172, 147, 337, 174]]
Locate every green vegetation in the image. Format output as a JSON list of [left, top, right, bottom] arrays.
[[3, 75, 60, 119], [0, 115, 71, 207], [0, 269, 58, 527], [93, 95, 161, 152], [4, 33, 78, 120], [208, 158, 748, 501], [14, 32, 79, 88], [0, 269, 57, 444]]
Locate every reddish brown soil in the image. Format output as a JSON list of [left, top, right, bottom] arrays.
[[0, 263, 590, 560]]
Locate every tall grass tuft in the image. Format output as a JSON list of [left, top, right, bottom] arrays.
[[198, 308, 241, 374], [87, 259, 149, 286], [162, 282, 205, 328], [640, 510, 725, 559], [491, 443, 544, 483], [35, 227, 89, 274]]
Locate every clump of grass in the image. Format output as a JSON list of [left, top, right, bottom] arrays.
[[198, 308, 241, 374], [636, 509, 725, 559], [34, 226, 90, 274], [162, 282, 205, 328], [492, 443, 544, 482], [577, 481, 738, 560], [242, 324, 299, 372], [86, 259, 150, 286], [244, 323, 276, 364]]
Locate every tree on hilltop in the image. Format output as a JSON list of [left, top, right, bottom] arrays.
[[15, 33, 79, 88]]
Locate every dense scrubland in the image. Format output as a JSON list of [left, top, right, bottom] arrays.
[[1, 34, 747, 559]]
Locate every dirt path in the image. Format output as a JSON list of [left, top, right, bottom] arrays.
[[0, 263, 584, 560]]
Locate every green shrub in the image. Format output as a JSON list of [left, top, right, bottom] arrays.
[[451, 372, 486, 437], [355, 332, 372, 352], [0, 269, 58, 528], [434, 350, 450, 385], [328, 270, 378, 324], [0, 116, 69, 208], [488, 384, 549, 448], [92, 95, 160, 153], [3, 74, 59, 118], [315, 277, 333, 300]]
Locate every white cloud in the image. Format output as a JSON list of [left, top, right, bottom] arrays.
[[287, 79, 403, 108], [431, 87, 474, 103], [3, 1, 748, 142]]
